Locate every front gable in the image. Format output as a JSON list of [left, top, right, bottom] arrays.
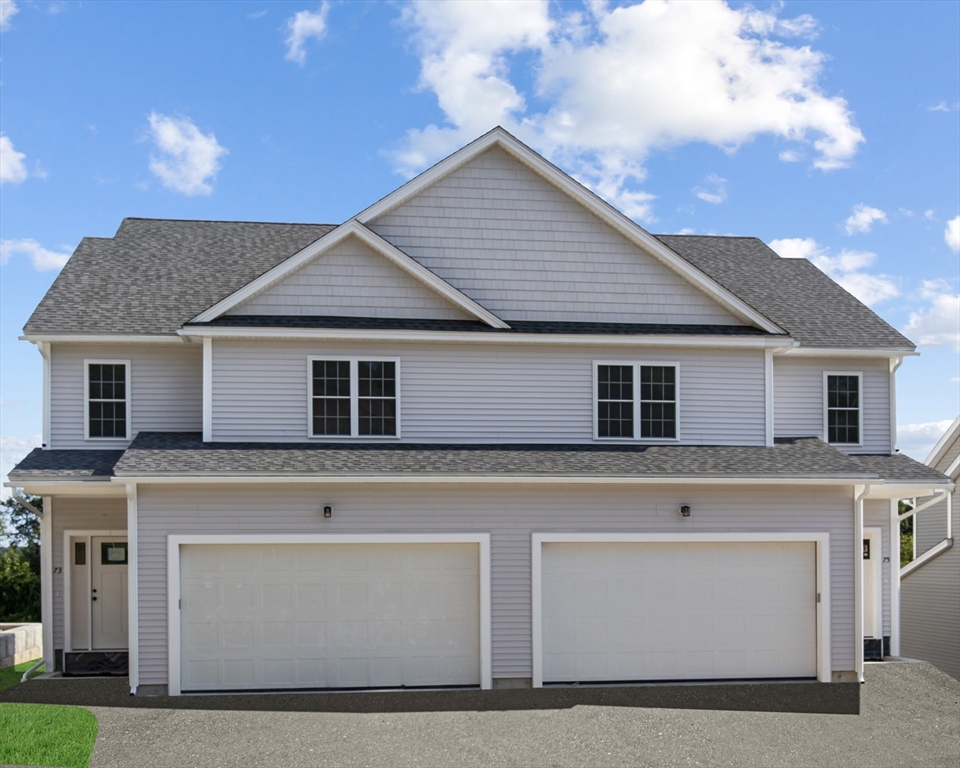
[[367, 144, 748, 327], [227, 234, 474, 322]]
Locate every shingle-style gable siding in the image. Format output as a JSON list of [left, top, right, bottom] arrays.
[[227, 235, 473, 321], [368, 147, 744, 326]]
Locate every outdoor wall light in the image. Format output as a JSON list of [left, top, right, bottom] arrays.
[[679, 504, 691, 517], [323, 505, 333, 519]]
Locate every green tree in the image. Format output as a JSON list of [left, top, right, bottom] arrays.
[[0, 494, 42, 621], [899, 500, 913, 568]]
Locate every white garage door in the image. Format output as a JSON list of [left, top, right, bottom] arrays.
[[179, 542, 481, 691], [540, 541, 817, 683]]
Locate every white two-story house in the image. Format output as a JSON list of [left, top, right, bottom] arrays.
[[9, 128, 951, 696]]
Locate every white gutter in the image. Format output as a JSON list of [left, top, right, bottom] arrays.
[[107, 473, 876, 486], [782, 348, 918, 358], [20, 334, 185, 344], [178, 326, 796, 348]]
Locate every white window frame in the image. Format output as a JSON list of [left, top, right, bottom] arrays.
[[592, 361, 681, 442], [531, 532, 832, 687], [166, 533, 492, 695], [83, 359, 132, 442], [823, 371, 863, 447], [307, 356, 401, 439]]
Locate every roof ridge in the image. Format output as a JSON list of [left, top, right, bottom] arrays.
[[120, 216, 338, 227]]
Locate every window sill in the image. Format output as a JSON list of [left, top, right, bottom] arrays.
[[306, 435, 402, 441], [592, 437, 681, 444]]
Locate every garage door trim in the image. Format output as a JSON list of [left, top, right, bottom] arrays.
[[531, 532, 831, 687], [167, 533, 492, 695]]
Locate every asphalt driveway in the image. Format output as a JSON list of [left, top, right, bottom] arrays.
[[2, 661, 957, 767]]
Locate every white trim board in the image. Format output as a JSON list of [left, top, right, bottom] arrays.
[[180, 325, 795, 348], [530, 532, 832, 687], [166, 533, 492, 696], [190, 220, 508, 329], [354, 127, 784, 335], [926, 415, 960, 468], [862, 526, 883, 641]]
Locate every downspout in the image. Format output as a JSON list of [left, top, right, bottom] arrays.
[[126, 483, 139, 695], [37, 341, 51, 449], [10, 488, 46, 683], [855, 485, 871, 683], [889, 499, 901, 657], [889, 357, 903, 453]]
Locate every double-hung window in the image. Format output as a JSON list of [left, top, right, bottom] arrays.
[[595, 362, 678, 440], [85, 361, 131, 440], [310, 358, 399, 438], [825, 373, 861, 445]]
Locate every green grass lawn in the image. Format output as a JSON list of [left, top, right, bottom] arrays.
[[0, 660, 99, 768]]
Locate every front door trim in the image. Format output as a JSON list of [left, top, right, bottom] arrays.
[[63, 528, 127, 654], [531, 532, 832, 687], [167, 533, 492, 696]]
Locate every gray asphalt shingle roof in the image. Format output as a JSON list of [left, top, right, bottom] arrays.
[[11, 435, 947, 484], [23, 218, 914, 350], [656, 235, 914, 349], [24, 219, 334, 335]]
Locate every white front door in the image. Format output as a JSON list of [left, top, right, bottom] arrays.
[[862, 528, 882, 639], [91, 537, 129, 650]]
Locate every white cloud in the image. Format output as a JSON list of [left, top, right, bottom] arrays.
[[778, 149, 802, 162], [0, 238, 71, 271], [769, 237, 899, 306], [0, 0, 18, 32], [146, 112, 227, 196], [694, 174, 727, 204], [945, 216, 960, 253], [284, 3, 330, 65], [924, 209, 935, 220], [897, 420, 955, 461], [392, 0, 864, 222], [950, 376, 960, 385], [928, 101, 955, 113], [843, 203, 887, 235], [0, 434, 41, 474], [0, 134, 28, 184], [904, 280, 960, 352]]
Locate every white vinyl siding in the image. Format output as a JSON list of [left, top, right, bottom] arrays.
[[50, 497, 127, 655], [228, 236, 471, 320], [134, 482, 856, 687], [368, 147, 744, 326], [211, 340, 765, 445], [773, 356, 891, 453], [50, 344, 202, 449]]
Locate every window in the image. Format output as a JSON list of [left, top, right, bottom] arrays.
[[100, 542, 128, 565], [85, 361, 130, 440], [595, 363, 678, 440], [639, 365, 677, 439], [597, 365, 634, 438], [310, 358, 399, 438], [825, 373, 861, 445]]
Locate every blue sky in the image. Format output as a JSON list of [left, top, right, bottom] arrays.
[[1, 0, 958, 484]]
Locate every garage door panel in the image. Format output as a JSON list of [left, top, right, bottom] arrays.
[[541, 541, 817, 683], [180, 542, 481, 692]]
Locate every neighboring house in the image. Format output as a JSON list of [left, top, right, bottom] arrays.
[[901, 417, 959, 679], [7, 128, 951, 696]]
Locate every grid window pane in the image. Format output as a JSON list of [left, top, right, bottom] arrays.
[[312, 360, 351, 435], [88, 363, 127, 439], [641, 402, 676, 439], [827, 375, 860, 444], [639, 365, 677, 439], [358, 361, 397, 436], [597, 365, 634, 438]]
